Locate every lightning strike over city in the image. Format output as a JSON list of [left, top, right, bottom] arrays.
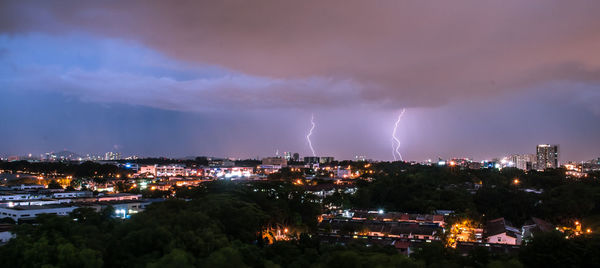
[[392, 108, 406, 161], [1, 1, 600, 266], [306, 114, 316, 157]]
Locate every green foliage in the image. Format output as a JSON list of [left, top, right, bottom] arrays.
[[0, 181, 325, 267], [3, 163, 600, 267], [519, 232, 600, 267]]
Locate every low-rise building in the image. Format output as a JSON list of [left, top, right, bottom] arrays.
[[9, 184, 45, 191], [0, 193, 32, 201], [138, 165, 186, 177], [484, 218, 522, 245], [0, 205, 78, 222], [52, 191, 93, 199], [96, 193, 141, 202], [262, 157, 287, 167], [521, 217, 554, 241]]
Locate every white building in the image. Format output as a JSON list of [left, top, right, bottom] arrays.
[[0, 193, 32, 201], [0, 205, 78, 222], [0, 199, 70, 208], [509, 154, 536, 170], [52, 191, 93, 199], [139, 165, 185, 177], [97, 193, 141, 202], [485, 218, 522, 245]]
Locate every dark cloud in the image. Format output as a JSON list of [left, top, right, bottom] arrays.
[[1, 1, 599, 161], [2, 0, 600, 109]]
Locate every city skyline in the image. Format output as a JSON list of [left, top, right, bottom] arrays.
[[2, 2, 600, 266], [1, 1, 600, 161]]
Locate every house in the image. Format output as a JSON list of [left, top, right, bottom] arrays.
[[392, 240, 412, 255], [522, 217, 554, 240], [485, 218, 522, 245]]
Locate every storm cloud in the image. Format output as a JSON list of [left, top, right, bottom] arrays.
[[0, 1, 599, 160]]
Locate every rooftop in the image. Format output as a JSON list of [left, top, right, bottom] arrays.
[[0, 204, 78, 210]]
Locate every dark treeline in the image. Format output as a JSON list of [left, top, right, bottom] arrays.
[[0, 161, 127, 178]]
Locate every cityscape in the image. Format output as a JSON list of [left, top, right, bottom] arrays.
[[2, 1, 600, 267]]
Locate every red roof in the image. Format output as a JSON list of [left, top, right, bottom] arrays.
[[393, 241, 410, 249]]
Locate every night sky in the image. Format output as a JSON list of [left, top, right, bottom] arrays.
[[1, 1, 599, 161]]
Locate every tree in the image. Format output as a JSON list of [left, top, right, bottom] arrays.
[[48, 179, 63, 189]]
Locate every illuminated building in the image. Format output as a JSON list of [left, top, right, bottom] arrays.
[[0, 205, 78, 222], [509, 154, 535, 170], [104, 151, 121, 160], [138, 165, 185, 177], [283, 152, 292, 161], [262, 157, 287, 167], [536, 144, 559, 170], [335, 167, 352, 178], [203, 167, 254, 178], [354, 155, 369, 162], [319, 157, 334, 164], [484, 218, 521, 245]]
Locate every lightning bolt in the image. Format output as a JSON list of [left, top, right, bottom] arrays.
[[392, 108, 406, 161], [306, 114, 316, 157]]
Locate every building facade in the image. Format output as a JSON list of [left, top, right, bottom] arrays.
[[536, 144, 559, 170], [510, 154, 536, 171], [262, 157, 287, 167]]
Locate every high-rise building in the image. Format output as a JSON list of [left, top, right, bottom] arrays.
[[283, 152, 292, 161], [509, 154, 536, 171], [292, 153, 300, 162], [104, 152, 121, 160], [536, 144, 559, 170], [304, 156, 320, 164]]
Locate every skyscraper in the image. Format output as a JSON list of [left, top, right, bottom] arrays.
[[536, 144, 559, 170]]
